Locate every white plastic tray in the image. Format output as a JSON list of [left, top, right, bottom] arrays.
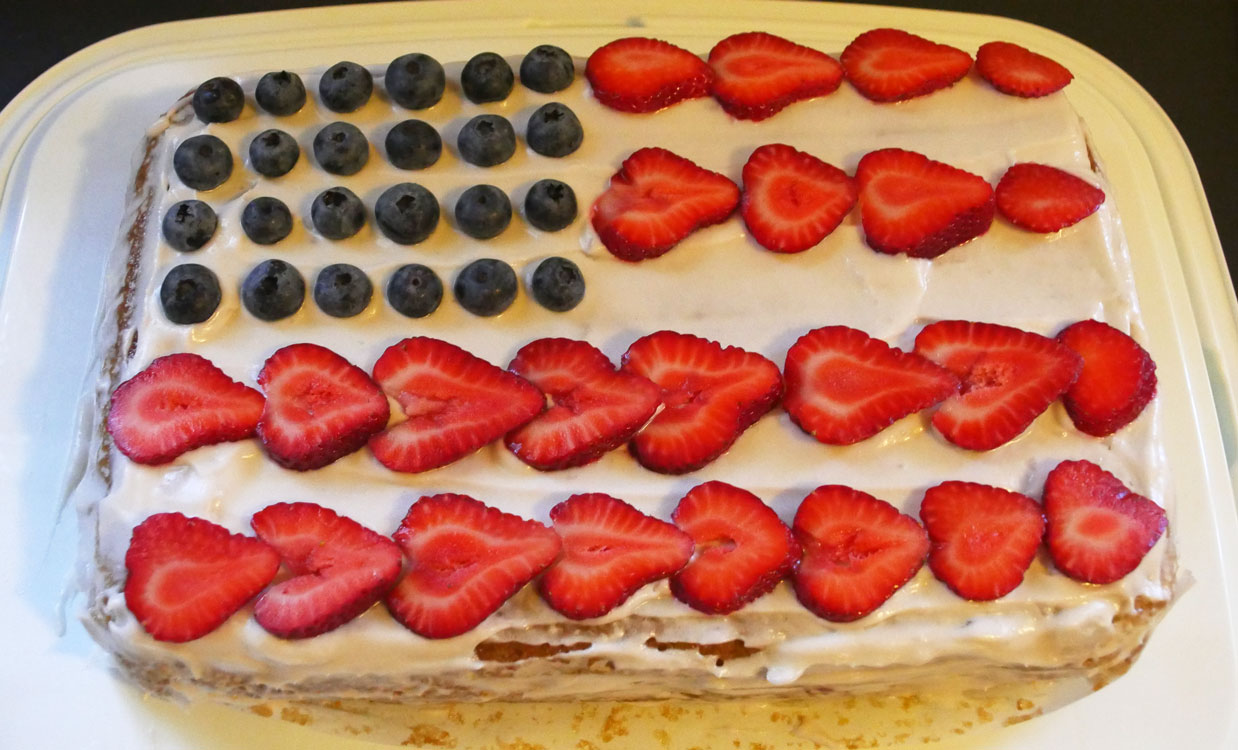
[[1, 1, 1236, 748]]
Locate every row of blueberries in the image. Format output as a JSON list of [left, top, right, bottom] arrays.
[[161, 256, 585, 324], [163, 179, 577, 250], [174, 102, 583, 191], [192, 46, 576, 122]]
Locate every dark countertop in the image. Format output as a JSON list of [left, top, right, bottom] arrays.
[[6, 0, 1236, 281]]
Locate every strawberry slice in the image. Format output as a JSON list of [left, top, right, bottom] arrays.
[[585, 37, 714, 113], [708, 31, 844, 120], [740, 144, 857, 253], [1056, 320, 1157, 436], [995, 163, 1106, 233], [539, 493, 693, 619], [591, 147, 740, 262], [505, 338, 661, 470], [920, 481, 1046, 600], [106, 353, 264, 465], [250, 502, 403, 639], [368, 337, 544, 473], [386, 494, 561, 639], [914, 320, 1081, 450], [669, 481, 800, 614], [621, 331, 782, 473], [840, 28, 972, 102], [855, 148, 995, 258], [976, 41, 1073, 98], [792, 485, 929, 622], [256, 343, 390, 471], [783, 326, 960, 445], [124, 512, 279, 642], [1043, 460, 1167, 584]]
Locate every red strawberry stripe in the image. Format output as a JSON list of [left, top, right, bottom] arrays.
[[783, 326, 959, 445], [251, 502, 402, 639], [976, 41, 1073, 98], [540, 493, 693, 619], [256, 343, 389, 471], [920, 481, 1045, 601], [368, 337, 544, 473], [1056, 320, 1157, 436], [387, 494, 561, 639], [708, 32, 844, 120], [841, 28, 973, 102], [586, 37, 714, 113], [506, 338, 660, 470], [107, 353, 264, 465], [124, 512, 279, 642], [740, 144, 857, 253], [670, 481, 800, 614], [591, 147, 740, 262], [995, 163, 1105, 233]]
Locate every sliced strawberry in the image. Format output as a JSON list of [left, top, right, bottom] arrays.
[[106, 353, 263, 465], [920, 481, 1045, 600], [1056, 320, 1157, 436], [995, 163, 1106, 233], [855, 148, 995, 258], [840, 28, 972, 102], [255, 343, 389, 471], [250, 502, 402, 639], [585, 37, 713, 113], [784, 326, 959, 445], [124, 512, 279, 642], [367, 337, 544, 473], [621, 331, 782, 473], [386, 494, 561, 639], [792, 485, 929, 622], [708, 31, 844, 120], [670, 481, 800, 614], [976, 41, 1073, 98], [1043, 460, 1167, 584], [505, 338, 660, 470], [591, 147, 740, 262], [914, 320, 1081, 450], [539, 493, 693, 619], [740, 144, 857, 253]]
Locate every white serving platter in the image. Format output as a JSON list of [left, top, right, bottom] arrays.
[[1, 1, 1236, 748]]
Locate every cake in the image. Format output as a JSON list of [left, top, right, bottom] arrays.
[[69, 27, 1179, 743]]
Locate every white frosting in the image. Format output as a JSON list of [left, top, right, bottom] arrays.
[[80, 54, 1176, 700]]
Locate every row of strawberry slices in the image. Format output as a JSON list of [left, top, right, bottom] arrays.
[[125, 462, 1167, 644], [106, 320, 1156, 472], [587, 30, 1073, 119], [592, 145, 1106, 261]]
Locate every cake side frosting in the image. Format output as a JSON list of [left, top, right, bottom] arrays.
[[74, 52, 1178, 703]]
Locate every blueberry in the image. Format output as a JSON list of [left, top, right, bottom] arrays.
[[319, 61, 373, 113], [255, 71, 306, 115], [241, 259, 305, 321], [520, 45, 575, 93], [311, 186, 367, 240], [162, 200, 218, 252], [454, 258, 518, 317], [173, 134, 233, 191], [387, 264, 443, 318], [313, 122, 369, 175], [523, 179, 578, 232], [529, 256, 585, 312], [385, 119, 442, 170], [191, 77, 244, 123], [461, 52, 514, 103], [241, 197, 294, 245], [456, 114, 516, 167], [248, 129, 300, 177], [314, 263, 372, 318], [385, 53, 446, 110], [454, 185, 511, 239], [526, 102, 583, 157], [160, 264, 221, 324], [375, 183, 439, 245]]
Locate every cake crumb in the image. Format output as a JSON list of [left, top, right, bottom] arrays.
[[279, 707, 311, 726], [401, 724, 456, 748], [600, 706, 630, 742], [654, 728, 671, 748], [496, 739, 545, 750], [250, 704, 272, 718], [576, 741, 600, 750]]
